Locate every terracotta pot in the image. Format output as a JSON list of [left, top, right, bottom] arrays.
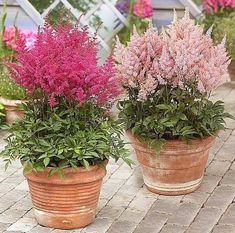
[[0, 97, 26, 124], [24, 163, 107, 229], [127, 131, 215, 196], [228, 60, 235, 82]]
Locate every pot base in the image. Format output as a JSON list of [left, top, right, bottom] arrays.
[[35, 209, 94, 229], [144, 176, 203, 196]]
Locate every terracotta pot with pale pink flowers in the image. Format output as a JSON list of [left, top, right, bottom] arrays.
[[114, 11, 233, 195]]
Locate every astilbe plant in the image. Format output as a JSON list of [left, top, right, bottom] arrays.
[[114, 11, 233, 152], [9, 20, 121, 107], [1, 18, 132, 176], [114, 12, 229, 101]]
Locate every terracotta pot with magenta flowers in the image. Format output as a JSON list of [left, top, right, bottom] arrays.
[[0, 16, 132, 229]]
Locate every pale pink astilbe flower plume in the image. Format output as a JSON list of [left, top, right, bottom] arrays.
[[138, 74, 158, 101], [133, 0, 154, 18], [114, 27, 144, 88], [199, 37, 230, 91], [164, 12, 230, 92], [114, 11, 230, 101], [203, 0, 235, 13], [114, 24, 162, 100]]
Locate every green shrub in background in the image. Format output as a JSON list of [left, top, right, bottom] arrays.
[[29, 0, 97, 14], [29, 0, 101, 26], [0, 67, 27, 100], [207, 11, 235, 60]]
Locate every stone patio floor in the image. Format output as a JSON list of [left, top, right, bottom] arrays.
[[0, 83, 235, 233]]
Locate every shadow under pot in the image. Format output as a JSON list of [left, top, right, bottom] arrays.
[[24, 163, 107, 229], [126, 131, 215, 196], [0, 97, 26, 124]]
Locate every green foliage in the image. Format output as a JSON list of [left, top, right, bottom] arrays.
[[118, 85, 234, 153], [202, 10, 235, 60], [1, 99, 132, 177], [0, 1, 14, 60], [0, 67, 27, 100]]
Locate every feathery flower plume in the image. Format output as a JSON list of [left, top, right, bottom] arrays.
[[114, 11, 230, 101], [7, 20, 121, 107]]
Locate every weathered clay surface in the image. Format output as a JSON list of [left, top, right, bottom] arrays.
[[127, 131, 215, 195], [24, 164, 106, 229]]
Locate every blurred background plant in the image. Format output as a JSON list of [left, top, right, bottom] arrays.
[[115, 0, 153, 44], [0, 2, 37, 100], [201, 0, 235, 60], [29, 0, 103, 27]]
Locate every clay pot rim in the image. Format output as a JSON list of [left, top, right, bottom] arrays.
[[126, 130, 215, 155], [126, 130, 216, 144], [24, 160, 108, 184], [22, 160, 108, 175]]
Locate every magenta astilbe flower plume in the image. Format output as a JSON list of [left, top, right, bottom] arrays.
[[114, 11, 230, 101], [203, 0, 235, 13], [8, 21, 121, 107], [133, 0, 153, 18]]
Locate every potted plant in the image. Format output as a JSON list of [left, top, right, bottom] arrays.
[[0, 17, 132, 229], [0, 5, 37, 124], [202, 0, 235, 81], [114, 11, 233, 195]]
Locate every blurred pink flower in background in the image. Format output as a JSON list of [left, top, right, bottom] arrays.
[[203, 0, 235, 13], [133, 0, 153, 18], [3, 26, 37, 50], [3, 26, 18, 50]]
